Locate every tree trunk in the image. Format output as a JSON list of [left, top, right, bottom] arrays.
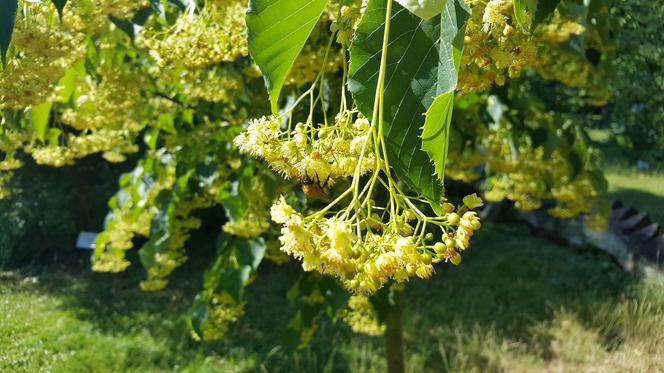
[[385, 288, 405, 373]]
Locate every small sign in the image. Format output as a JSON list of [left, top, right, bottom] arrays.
[[76, 232, 99, 250]]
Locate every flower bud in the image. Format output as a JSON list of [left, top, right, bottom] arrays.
[[447, 212, 460, 225]]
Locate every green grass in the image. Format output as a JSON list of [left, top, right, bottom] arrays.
[[3, 223, 664, 372]]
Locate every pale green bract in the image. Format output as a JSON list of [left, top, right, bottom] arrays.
[[421, 0, 470, 180], [395, 0, 445, 19]]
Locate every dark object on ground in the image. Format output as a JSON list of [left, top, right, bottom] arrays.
[[483, 200, 664, 276]]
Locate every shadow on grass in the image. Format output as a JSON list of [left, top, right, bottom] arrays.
[[407, 222, 635, 333], [26, 223, 647, 372]]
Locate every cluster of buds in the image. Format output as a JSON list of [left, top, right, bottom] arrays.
[[328, 1, 362, 45], [97, 0, 149, 20], [222, 177, 271, 238], [190, 293, 245, 341], [27, 130, 139, 167], [234, 112, 375, 189], [340, 295, 385, 336], [460, 0, 538, 92], [140, 0, 248, 69], [460, 0, 591, 94], [1, 1, 86, 109], [286, 44, 346, 87]]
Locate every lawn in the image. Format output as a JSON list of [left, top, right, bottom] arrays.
[[2, 222, 664, 372]]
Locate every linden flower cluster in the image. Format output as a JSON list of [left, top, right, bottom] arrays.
[[0, 172, 13, 199], [140, 0, 248, 69], [535, 47, 611, 106], [0, 1, 86, 109], [0, 153, 22, 199], [238, 15, 483, 294], [340, 295, 385, 336], [459, 0, 537, 92], [61, 66, 144, 131], [222, 177, 271, 238], [234, 112, 375, 187], [27, 129, 139, 167], [177, 67, 244, 104], [483, 130, 599, 216], [286, 44, 346, 87], [445, 126, 601, 219], [191, 293, 245, 341], [97, 0, 149, 20], [459, 0, 592, 94], [93, 163, 177, 274], [484, 152, 600, 219], [140, 201, 208, 292], [327, 1, 363, 45], [271, 194, 482, 295]]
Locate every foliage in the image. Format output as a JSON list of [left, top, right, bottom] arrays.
[[607, 0, 664, 162], [0, 0, 619, 345]]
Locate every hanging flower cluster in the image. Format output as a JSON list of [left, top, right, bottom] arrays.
[[230, 1, 487, 294], [327, 1, 363, 45], [444, 121, 602, 221], [459, 0, 604, 97], [140, 0, 248, 69], [271, 194, 481, 294], [222, 177, 272, 238], [190, 292, 245, 341], [234, 112, 375, 189], [0, 1, 86, 109], [97, 0, 150, 20], [339, 295, 385, 336]]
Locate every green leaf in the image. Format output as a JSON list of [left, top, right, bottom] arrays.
[[188, 296, 209, 338], [139, 199, 174, 270], [422, 0, 470, 181], [350, 0, 470, 203], [51, 0, 67, 19], [29, 102, 53, 142], [57, 61, 84, 102], [235, 238, 266, 271], [513, 0, 529, 31], [47, 128, 62, 145], [435, 0, 470, 95], [219, 266, 251, 302], [422, 92, 454, 179], [0, 0, 18, 65], [530, 0, 562, 26], [586, 169, 608, 194], [462, 193, 483, 208], [349, 0, 442, 203], [568, 148, 584, 179], [246, 0, 330, 114]]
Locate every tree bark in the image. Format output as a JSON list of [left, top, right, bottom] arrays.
[[385, 288, 405, 373]]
